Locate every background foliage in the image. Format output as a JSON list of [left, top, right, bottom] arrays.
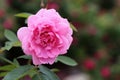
[[0, 0, 120, 80]]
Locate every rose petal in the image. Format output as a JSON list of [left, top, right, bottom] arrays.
[[59, 36, 70, 54], [22, 36, 32, 55], [36, 9, 60, 18], [56, 22, 72, 35], [36, 49, 49, 58], [27, 15, 38, 29], [32, 53, 41, 65], [39, 57, 56, 64], [17, 27, 29, 41]]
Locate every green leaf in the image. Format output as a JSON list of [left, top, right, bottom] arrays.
[[51, 68, 59, 72], [3, 41, 13, 50], [15, 13, 32, 18], [111, 64, 120, 74], [17, 55, 32, 59], [70, 23, 78, 32], [0, 65, 16, 71], [32, 74, 41, 80], [39, 65, 60, 80], [2, 41, 21, 51], [3, 65, 34, 80], [4, 29, 18, 42], [32, 73, 49, 80], [0, 72, 8, 77], [13, 59, 20, 67], [0, 56, 15, 65], [57, 56, 78, 66], [27, 69, 37, 78], [12, 41, 21, 47]]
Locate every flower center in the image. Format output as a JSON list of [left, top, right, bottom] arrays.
[[33, 26, 57, 49]]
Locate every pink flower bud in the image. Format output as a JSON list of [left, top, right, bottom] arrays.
[[47, 2, 59, 10], [83, 59, 96, 70]]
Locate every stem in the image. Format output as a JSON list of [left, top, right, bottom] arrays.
[[41, 0, 45, 8], [34, 65, 42, 80], [27, 59, 31, 65], [0, 56, 15, 66], [46, 0, 50, 8], [0, 48, 4, 54]]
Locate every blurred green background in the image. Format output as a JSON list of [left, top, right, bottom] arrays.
[[0, 0, 120, 80]]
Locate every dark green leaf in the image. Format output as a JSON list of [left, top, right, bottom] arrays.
[[51, 68, 59, 72], [27, 69, 37, 77], [4, 29, 18, 41], [39, 65, 60, 80], [32, 73, 49, 80], [13, 59, 20, 67], [70, 23, 78, 32], [3, 65, 34, 80], [3, 41, 13, 50], [57, 56, 78, 66], [32, 74, 41, 80], [0, 65, 16, 71], [15, 13, 32, 18], [2, 41, 21, 51], [0, 56, 15, 65], [0, 72, 8, 77], [17, 55, 32, 59]]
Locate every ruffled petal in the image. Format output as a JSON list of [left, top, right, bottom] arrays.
[[27, 15, 38, 29], [36, 9, 47, 17], [36, 48, 49, 58], [17, 27, 29, 41], [22, 36, 33, 55], [59, 36, 70, 54], [56, 22, 72, 35], [32, 53, 41, 65], [39, 57, 56, 65]]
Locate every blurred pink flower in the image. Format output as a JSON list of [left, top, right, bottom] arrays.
[[17, 9, 73, 65], [83, 59, 96, 70], [100, 66, 111, 78], [0, 9, 5, 18], [94, 49, 107, 60], [87, 26, 97, 36], [94, 52, 102, 60], [3, 18, 13, 29], [6, 0, 13, 5]]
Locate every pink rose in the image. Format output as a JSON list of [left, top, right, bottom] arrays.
[[17, 9, 73, 65]]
